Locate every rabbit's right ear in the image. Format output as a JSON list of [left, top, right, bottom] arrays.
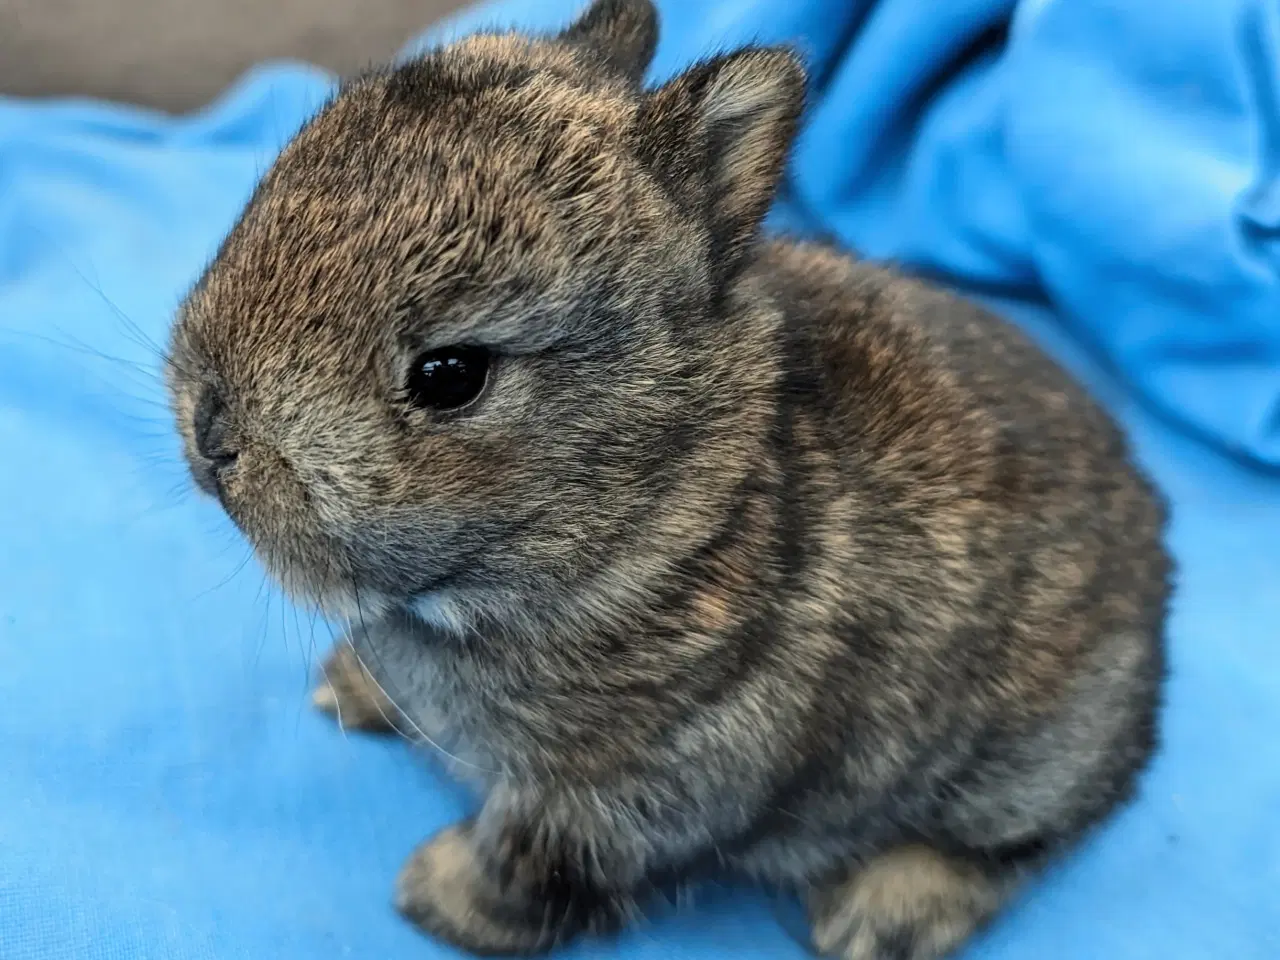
[[560, 0, 659, 85]]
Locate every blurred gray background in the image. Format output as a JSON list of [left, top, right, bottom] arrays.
[[0, 0, 469, 110]]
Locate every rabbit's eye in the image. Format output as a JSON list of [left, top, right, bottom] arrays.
[[406, 346, 490, 411]]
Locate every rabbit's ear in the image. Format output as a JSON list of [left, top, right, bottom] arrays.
[[560, 0, 659, 85], [637, 47, 806, 282]]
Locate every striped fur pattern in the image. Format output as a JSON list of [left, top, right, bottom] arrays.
[[167, 1, 1171, 957]]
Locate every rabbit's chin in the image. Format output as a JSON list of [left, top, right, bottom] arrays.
[[305, 586, 396, 628], [297, 586, 466, 638], [255, 536, 473, 631], [258, 559, 394, 628]]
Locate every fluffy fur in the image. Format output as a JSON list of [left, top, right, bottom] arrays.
[[167, 1, 1171, 957]]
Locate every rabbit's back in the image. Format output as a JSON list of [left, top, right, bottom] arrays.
[[721, 241, 1171, 883]]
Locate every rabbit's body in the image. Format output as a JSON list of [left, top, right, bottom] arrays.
[[168, 3, 1170, 957], [338, 241, 1167, 954]]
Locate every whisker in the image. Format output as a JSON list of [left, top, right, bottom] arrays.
[[189, 544, 256, 601], [61, 252, 171, 363], [6, 327, 164, 383]]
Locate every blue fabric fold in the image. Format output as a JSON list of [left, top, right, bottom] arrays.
[[1, 3, 1278, 960]]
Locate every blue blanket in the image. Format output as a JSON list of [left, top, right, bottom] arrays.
[[0, 2, 1277, 958]]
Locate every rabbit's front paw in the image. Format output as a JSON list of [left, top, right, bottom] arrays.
[[311, 644, 402, 734], [810, 846, 1007, 960], [396, 824, 566, 956]]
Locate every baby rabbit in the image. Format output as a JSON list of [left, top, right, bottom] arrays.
[[167, 1, 1171, 957]]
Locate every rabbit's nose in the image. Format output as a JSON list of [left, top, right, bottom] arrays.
[[193, 386, 238, 476]]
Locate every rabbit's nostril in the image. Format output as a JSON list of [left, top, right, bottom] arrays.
[[193, 387, 238, 471]]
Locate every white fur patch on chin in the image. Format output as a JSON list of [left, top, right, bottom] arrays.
[[410, 592, 469, 636]]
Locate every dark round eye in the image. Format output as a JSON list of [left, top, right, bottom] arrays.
[[405, 346, 491, 411]]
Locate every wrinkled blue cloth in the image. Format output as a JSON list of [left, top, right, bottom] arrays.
[[0, 3, 1278, 960]]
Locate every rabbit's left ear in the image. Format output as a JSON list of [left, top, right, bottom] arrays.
[[560, 0, 659, 85]]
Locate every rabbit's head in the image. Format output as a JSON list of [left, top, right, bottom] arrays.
[[167, 0, 805, 629]]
